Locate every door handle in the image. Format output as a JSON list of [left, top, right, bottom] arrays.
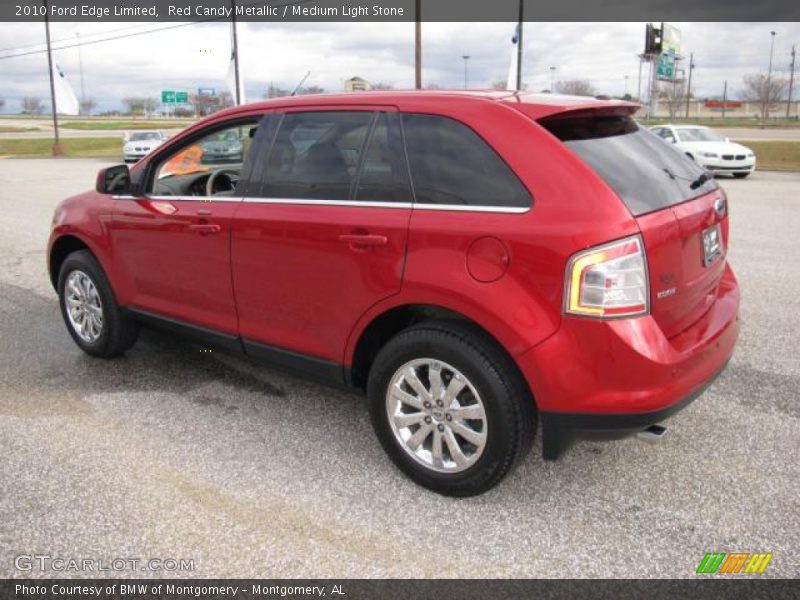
[[338, 233, 388, 247], [188, 223, 221, 235]]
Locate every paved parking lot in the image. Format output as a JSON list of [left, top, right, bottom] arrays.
[[0, 159, 798, 578]]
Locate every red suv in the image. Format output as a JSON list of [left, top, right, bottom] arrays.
[[48, 91, 739, 496]]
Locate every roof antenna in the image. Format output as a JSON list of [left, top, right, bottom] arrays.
[[291, 71, 311, 96]]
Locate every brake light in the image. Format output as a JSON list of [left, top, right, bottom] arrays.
[[564, 235, 649, 318]]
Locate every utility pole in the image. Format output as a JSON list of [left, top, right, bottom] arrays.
[[462, 55, 470, 89], [414, 0, 421, 89], [76, 32, 86, 115], [549, 66, 556, 92], [637, 54, 644, 101], [43, 0, 61, 156], [230, 0, 241, 105], [515, 0, 524, 91], [685, 52, 694, 119], [788, 45, 796, 118], [722, 80, 728, 119], [624, 75, 629, 97]]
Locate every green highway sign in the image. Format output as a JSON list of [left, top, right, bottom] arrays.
[[175, 91, 188, 103], [656, 52, 675, 79], [161, 90, 175, 103]]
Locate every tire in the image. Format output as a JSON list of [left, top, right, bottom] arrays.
[[685, 153, 695, 161], [367, 319, 536, 496], [57, 249, 139, 358], [733, 172, 750, 179]]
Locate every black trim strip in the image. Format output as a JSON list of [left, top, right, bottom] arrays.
[[125, 308, 346, 387]]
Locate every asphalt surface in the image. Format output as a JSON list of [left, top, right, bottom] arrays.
[[0, 159, 798, 578]]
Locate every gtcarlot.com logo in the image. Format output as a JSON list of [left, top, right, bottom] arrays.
[[696, 552, 773, 574], [15, 554, 195, 573]]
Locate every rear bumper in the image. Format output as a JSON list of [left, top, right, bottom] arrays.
[[519, 264, 740, 459]]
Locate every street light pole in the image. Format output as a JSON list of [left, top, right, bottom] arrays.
[[515, 0, 524, 91], [788, 45, 796, 119], [230, 0, 241, 106], [415, 0, 421, 89], [549, 66, 556, 92], [462, 55, 470, 89], [76, 32, 86, 115], [42, 0, 61, 156], [685, 52, 694, 119], [766, 30, 776, 120]]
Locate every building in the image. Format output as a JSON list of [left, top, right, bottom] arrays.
[[344, 77, 372, 92]]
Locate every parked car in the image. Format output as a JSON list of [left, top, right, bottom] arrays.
[[48, 92, 740, 496], [650, 124, 755, 177], [123, 131, 166, 163], [200, 129, 244, 163]]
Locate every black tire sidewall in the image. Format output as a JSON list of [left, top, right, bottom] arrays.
[[368, 325, 527, 496]]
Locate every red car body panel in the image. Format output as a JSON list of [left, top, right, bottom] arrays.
[[48, 91, 740, 458]]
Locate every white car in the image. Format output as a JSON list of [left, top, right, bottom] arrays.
[[123, 131, 166, 163], [650, 125, 755, 178]]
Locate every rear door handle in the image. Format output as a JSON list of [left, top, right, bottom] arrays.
[[188, 223, 221, 235], [338, 233, 388, 247]]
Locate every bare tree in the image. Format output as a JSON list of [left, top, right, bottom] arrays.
[[657, 80, 688, 118], [554, 79, 596, 97], [297, 85, 325, 95], [121, 97, 145, 115], [80, 98, 97, 115], [423, 83, 441, 90], [264, 83, 290, 98], [22, 97, 44, 115], [142, 97, 158, 117], [491, 80, 507, 90], [742, 73, 788, 120], [0, 98, 5, 110], [370, 82, 395, 91], [218, 91, 235, 109]]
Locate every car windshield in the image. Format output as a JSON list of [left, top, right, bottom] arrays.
[[129, 132, 161, 141], [676, 128, 725, 142], [540, 115, 718, 216]]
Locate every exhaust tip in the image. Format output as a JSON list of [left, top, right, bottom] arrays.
[[636, 424, 668, 444]]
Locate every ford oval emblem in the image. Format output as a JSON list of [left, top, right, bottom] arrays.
[[714, 197, 726, 217]]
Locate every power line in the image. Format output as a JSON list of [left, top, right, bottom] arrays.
[[0, 22, 159, 53]]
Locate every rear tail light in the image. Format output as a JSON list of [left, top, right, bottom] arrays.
[[564, 235, 649, 318]]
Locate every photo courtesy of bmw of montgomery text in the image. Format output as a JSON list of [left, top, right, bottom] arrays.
[[48, 91, 739, 496]]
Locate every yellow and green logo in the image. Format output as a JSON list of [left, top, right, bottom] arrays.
[[696, 552, 773, 574]]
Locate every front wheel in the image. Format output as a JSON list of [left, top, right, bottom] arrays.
[[58, 250, 139, 358], [367, 320, 535, 496]]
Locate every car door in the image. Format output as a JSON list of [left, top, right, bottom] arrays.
[[231, 107, 412, 371], [109, 115, 266, 336]]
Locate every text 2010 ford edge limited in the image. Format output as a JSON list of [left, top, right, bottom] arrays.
[[48, 91, 739, 496]]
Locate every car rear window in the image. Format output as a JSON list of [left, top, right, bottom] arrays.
[[540, 115, 717, 216]]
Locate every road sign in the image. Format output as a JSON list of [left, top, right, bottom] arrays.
[[175, 91, 188, 103], [198, 87, 216, 96], [656, 52, 675, 79], [161, 90, 175, 103]]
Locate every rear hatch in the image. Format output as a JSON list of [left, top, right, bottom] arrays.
[[540, 112, 727, 339]]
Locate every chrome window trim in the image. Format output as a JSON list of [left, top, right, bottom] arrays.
[[241, 197, 530, 213], [112, 194, 243, 203]]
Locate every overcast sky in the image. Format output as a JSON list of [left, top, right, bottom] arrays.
[[0, 21, 798, 112]]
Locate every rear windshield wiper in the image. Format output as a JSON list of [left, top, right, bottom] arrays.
[[689, 171, 711, 190]]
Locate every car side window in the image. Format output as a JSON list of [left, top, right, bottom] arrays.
[[354, 113, 411, 203], [658, 128, 676, 143], [258, 111, 373, 201], [401, 113, 531, 208], [150, 121, 259, 197]]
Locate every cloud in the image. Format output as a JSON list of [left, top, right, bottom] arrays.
[[0, 21, 797, 112]]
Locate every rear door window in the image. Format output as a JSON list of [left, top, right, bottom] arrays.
[[401, 113, 532, 208], [541, 116, 717, 216]]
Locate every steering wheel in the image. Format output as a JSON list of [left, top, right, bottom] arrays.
[[205, 168, 238, 196]]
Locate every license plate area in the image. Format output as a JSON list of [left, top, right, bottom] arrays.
[[702, 223, 723, 266]]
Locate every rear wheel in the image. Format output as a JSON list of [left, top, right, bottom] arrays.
[[367, 320, 535, 496], [58, 250, 139, 358], [733, 172, 750, 179]]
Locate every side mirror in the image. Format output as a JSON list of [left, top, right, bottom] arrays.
[[96, 164, 131, 195]]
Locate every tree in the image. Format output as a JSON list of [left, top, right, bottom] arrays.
[[142, 97, 158, 116], [121, 97, 145, 115], [218, 91, 234, 109], [80, 98, 97, 115], [742, 73, 788, 120], [0, 98, 5, 110], [423, 83, 441, 90], [297, 85, 325, 95], [264, 83, 290, 98], [22, 97, 44, 115], [491, 80, 508, 90], [370, 82, 394, 91], [657, 80, 688, 118], [554, 80, 596, 97]]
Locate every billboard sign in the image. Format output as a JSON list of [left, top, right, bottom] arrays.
[[661, 23, 681, 57], [198, 87, 216, 96]]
